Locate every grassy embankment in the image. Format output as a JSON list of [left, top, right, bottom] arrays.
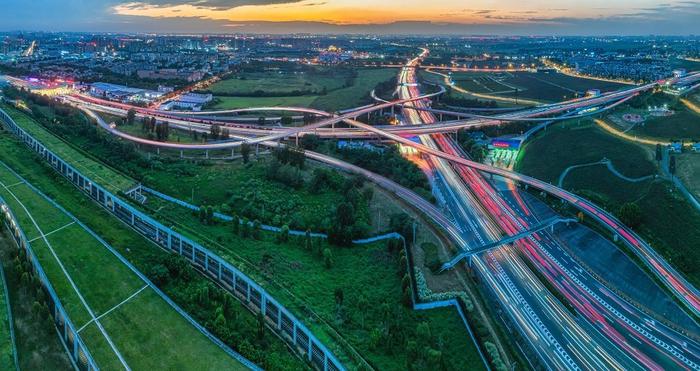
[[516, 119, 700, 287]]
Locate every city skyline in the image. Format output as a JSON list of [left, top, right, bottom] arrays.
[[1, 0, 699, 35]]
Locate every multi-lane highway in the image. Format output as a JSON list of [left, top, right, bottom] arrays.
[[394, 52, 700, 369]]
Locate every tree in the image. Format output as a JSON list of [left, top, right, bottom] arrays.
[[210, 124, 221, 140], [241, 142, 251, 163], [670, 155, 677, 175], [252, 219, 261, 240], [278, 224, 290, 243], [280, 115, 293, 126], [206, 206, 214, 225], [618, 202, 643, 229], [126, 108, 136, 125], [199, 207, 206, 222], [334, 287, 344, 307], [323, 248, 333, 268], [257, 312, 265, 341], [336, 202, 355, 227], [356, 294, 368, 328], [241, 218, 251, 237], [655, 144, 662, 162], [300, 134, 320, 150], [149, 264, 169, 285], [303, 112, 313, 125], [257, 116, 266, 126], [304, 229, 312, 250], [232, 215, 240, 235]]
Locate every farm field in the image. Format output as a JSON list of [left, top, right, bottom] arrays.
[[209, 71, 344, 96], [310, 68, 396, 111], [208, 68, 395, 111], [0, 162, 246, 370], [447, 71, 628, 102]]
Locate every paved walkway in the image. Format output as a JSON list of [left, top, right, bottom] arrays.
[[557, 158, 656, 187]]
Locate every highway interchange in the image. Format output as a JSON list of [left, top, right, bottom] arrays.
[[58, 49, 700, 370]]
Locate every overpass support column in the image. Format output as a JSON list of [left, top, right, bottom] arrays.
[[180, 150, 183, 158]]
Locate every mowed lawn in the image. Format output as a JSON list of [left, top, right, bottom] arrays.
[[0, 164, 246, 370], [0, 104, 136, 194], [515, 119, 657, 183], [627, 106, 700, 140]]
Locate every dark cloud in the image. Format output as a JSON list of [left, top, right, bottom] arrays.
[[123, 0, 304, 10]]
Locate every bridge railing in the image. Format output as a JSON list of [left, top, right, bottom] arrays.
[[0, 197, 99, 371], [0, 107, 345, 371]]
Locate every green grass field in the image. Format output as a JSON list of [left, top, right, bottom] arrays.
[[516, 120, 700, 287], [209, 71, 344, 96], [0, 162, 246, 370], [515, 119, 657, 183], [0, 133, 303, 369], [445, 71, 628, 102], [209, 68, 395, 111], [138, 194, 485, 371], [626, 106, 700, 140], [1, 104, 136, 194], [210, 95, 319, 109], [141, 158, 346, 232], [310, 68, 396, 111]]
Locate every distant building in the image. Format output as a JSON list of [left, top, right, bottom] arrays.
[[692, 143, 700, 153], [161, 92, 212, 111], [490, 137, 522, 150], [673, 69, 687, 78], [89, 82, 163, 103], [158, 85, 174, 93], [137, 69, 205, 82], [586, 89, 601, 97]]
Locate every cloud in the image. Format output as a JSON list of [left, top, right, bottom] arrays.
[[120, 0, 304, 10]]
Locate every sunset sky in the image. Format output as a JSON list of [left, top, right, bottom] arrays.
[[1, 0, 699, 34]]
